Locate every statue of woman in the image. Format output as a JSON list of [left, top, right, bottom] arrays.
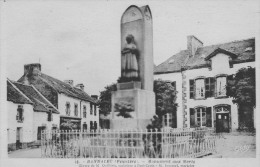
[[121, 34, 139, 79]]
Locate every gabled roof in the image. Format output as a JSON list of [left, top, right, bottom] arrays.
[[155, 38, 255, 74], [9, 80, 59, 114], [18, 72, 97, 104], [204, 47, 238, 60], [7, 80, 33, 104]]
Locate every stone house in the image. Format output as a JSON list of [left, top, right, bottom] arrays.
[[154, 36, 255, 132], [7, 79, 59, 151], [17, 63, 99, 131]]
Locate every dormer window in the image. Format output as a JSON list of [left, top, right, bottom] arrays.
[[16, 105, 24, 123]]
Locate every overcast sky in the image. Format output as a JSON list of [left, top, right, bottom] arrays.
[[1, 0, 259, 95]]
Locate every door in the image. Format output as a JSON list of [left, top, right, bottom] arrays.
[[216, 113, 229, 132], [16, 127, 22, 149]]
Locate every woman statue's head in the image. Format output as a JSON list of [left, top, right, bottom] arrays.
[[126, 34, 134, 44]]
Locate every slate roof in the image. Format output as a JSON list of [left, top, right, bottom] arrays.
[[7, 80, 32, 104], [18, 73, 97, 104], [155, 38, 255, 74], [8, 79, 59, 113]]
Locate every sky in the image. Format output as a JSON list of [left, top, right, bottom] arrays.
[[1, 0, 259, 95]]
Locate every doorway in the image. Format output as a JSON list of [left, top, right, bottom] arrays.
[[216, 113, 229, 133], [16, 127, 22, 149]]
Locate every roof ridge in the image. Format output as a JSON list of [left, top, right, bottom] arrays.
[[7, 79, 33, 104], [198, 37, 255, 50]]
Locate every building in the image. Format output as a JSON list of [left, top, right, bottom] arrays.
[[17, 63, 99, 131], [7, 79, 59, 151], [154, 36, 255, 132]]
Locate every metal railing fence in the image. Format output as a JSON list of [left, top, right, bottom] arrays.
[[41, 128, 216, 158]]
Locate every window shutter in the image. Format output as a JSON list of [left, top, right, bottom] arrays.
[[171, 81, 176, 90], [190, 108, 196, 128], [205, 78, 210, 98], [210, 77, 215, 97], [189, 80, 195, 99], [206, 107, 212, 127]]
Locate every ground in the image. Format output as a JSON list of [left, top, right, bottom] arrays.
[[8, 132, 256, 158], [216, 131, 256, 158]]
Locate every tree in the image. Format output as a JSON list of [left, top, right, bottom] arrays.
[[226, 67, 255, 130], [147, 79, 178, 130], [98, 83, 117, 116], [227, 67, 255, 107]]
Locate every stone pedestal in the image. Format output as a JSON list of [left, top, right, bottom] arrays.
[[110, 84, 155, 130]]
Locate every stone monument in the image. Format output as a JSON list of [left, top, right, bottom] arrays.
[[110, 5, 155, 130]]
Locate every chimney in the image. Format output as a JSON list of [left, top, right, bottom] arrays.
[[91, 95, 98, 100], [24, 63, 41, 76], [75, 83, 84, 91], [187, 35, 203, 57], [64, 80, 74, 86]]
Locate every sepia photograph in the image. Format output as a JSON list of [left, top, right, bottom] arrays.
[[0, 0, 259, 166]]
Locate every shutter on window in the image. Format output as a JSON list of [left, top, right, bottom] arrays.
[[190, 108, 196, 128], [206, 107, 212, 127], [205, 78, 210, 98], [210, 77, 215, 97], [171, 81, 176, 90], [189, 80, 195, 99]]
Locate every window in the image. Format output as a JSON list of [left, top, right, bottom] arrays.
[[47, 112, 53, 122], [216, 76, 227, 97], [37, 126, 46, 140], [163, 113, 173, 127], [74, 103, 78, 116], [195, 79, 205, 99], [94, 105, 97, 116], [90, 121, 94, 130], [16, 105, 24, 122], [94, 121, 98, 130], [83, 105, 87, 118], [190, 107, 212, 128], [83, 123, 87, 131], [205, 77, 215, 98], [90, 103, 93, 115], [65, 102, 70, 116]]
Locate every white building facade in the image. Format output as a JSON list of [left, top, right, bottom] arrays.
[[7, 79, 60, 151], [155, 36, 255, 132]]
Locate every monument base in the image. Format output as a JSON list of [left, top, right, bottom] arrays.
[[110, 119, 152, 130], [110, 86, 155, 130]]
